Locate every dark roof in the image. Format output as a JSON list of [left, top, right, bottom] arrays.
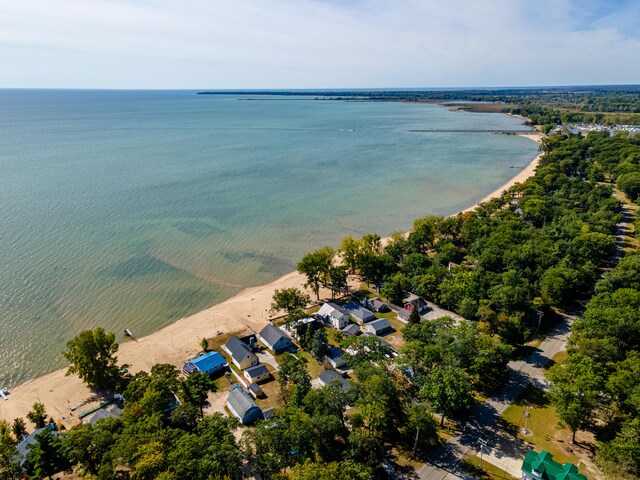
[[522, 450, 586, 480], [318, 370, 349, 390], [89, 405, 124, 425], [15, 426, 58, 466], [249, 382, 262, 394], [326, 346, 345, 360], [341, 324, 361, 336], [224, 335, 253, 361], [367, 318, 391, 333], [245, 364, 269, 379], [259, 324, 290, 347], [227, 387, 261, 419], [343, 302, 376, 322]]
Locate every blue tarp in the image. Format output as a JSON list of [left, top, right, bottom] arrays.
[[189, 351, 228, 375]]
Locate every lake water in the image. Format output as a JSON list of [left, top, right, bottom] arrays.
[[0, 90, 537, 387]]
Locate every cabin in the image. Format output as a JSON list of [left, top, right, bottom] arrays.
[[226, 386, 263, 425], [341, 323, 361, 338], [343, 301, 376, 324], [258, 324, 294, 353], [317, 302, 350, 329], [365, 318, 392, 336], [521, 450, 586, 480], [366, 298, 389, 313], [403, 294, 429, 314], [182, 351, 228, 376], [222, 336, 259, 370], [283, 317, 318, 340], [248, 382, 263, 398], [324, 346, 347, 369], [397, 308, 412, 322], [244, 364, 270, 384], [318, 370, 350, 391]]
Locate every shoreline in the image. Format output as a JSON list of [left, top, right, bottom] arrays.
[[0, 133, 543, 425]]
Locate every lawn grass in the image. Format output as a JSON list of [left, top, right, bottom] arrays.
[[544, 350, 568, 371], [500, 385, 580, 466], [462, 455, 518, 480]]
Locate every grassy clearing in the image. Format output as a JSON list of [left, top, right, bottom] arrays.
[[544, 350, 568, 371], [500, 386, 580, 465], [462, 455, 518, 480]]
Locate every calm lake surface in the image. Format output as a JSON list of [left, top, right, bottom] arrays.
[[0, 90, 538, 386]]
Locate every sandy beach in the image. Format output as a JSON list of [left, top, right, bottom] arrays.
[[0, 133, 542, 425]]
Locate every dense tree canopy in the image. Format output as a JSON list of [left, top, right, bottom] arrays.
[[62, 327, 121, 390]]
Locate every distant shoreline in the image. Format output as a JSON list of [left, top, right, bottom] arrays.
[[0, 117, 542, 426]]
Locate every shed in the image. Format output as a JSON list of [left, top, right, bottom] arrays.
[[244, 364, 270, 384], [222, 336, 259, 370], [341, 323, 361, 338], [318, 370, 350, 391], [364, 298, 389, 313], [226, 386, 263, 424], [182, 351, 228, 376], [397, 308, 411, 322], [365, 318, 392, 336], [343, 301, 376, 324], [258, 324, 294, 353], [324, 346, 347, 369], [403, 294, 429, 314], [317, 302, 350, 329], [248, 382, 263, 398]]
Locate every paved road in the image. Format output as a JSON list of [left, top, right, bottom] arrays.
[[416, 314, 573, 479]]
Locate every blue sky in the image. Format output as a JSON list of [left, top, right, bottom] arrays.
[[0, 0, 638, 88]]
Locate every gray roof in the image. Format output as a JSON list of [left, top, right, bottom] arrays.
[[245, 364, 269, 379], [227, 387, 261, 419], [15, 427, 58, 466], [367, 318, 391, 333], [318, 370, 349, 390], [341, 324, 361, 336], [224, 335, 253, 361], [318, 302, 348, 318], [89, 405, 124, 424], [344, 302, 376, 322], [397, 308, 411, 320], [259, 324, 290, 347]]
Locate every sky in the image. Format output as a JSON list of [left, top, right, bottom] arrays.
[[1, 0, 639, 89]]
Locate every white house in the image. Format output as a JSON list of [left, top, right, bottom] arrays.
[[317, 302, 349, 329]]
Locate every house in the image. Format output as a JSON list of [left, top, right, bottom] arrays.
[[365, 318, 392, 336], [222, 336, 259, 370], [324, 346, 347, 369], [14, 426, 58, 469], [317, 302, 350, 329], [318, 370, 350, 391], [361, 332, 398, 357], [258, 324, 294, 353], [521, 450, 586, 480], [403, 294, 429, 314], [283, 317, 318, 340], [244, 364, 270, 384], [343, 301, 376, 324], [182, 351, 228, 376], [341, 323, 361, 338], [397, 308, 412, 322], [226, 386, 263, 424], [87, 403, 124, 425], [363, 297, 389, 312]]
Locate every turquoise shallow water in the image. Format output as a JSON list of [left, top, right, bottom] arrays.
[[0, 90, 537, 387]]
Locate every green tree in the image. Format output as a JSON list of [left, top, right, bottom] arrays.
[[27, 402, 47, 429], [61, 327, 121, 390], [288, 460, 371, 480], [200, 337, 209, 352], [297, 248, 334, 300], [617, 171, 640, 200], [420, 366, 472, 426], [597, 418, 640, 477], [12, 418, 27, 441], [271, 287, 311, 315], [0, 427, 22, 479], [181, 372, 217, 416], [278, 354, 312, 406], [547, 354, 603, 444], [328, 265, 348, 299], [27, 428, 70, 480], [408, 306, 421, 324], [380, 272, 408, 306], [339, 236, 360, 274], [311, 329, 329, 360], [404, 402, 439, 457]]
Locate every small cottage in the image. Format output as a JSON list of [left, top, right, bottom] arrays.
[[343, 301, 376, 324], [182, 351, 228, 376], [318, 370, 350, 391], [222, 336, 259, 370], [365, 318, 392, 336], [324, 346, 347, 369], [317, 302, 350, 329], [258, 324, 294, 353], [226, 386, 263, 425], [244, 364, 270, 384]]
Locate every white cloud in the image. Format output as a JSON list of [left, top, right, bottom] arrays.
[[0, 0, 638, 88]]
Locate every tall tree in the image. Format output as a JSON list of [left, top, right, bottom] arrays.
[[547, 354, 603, 443], [181, 372, 217, 416], [278, 354, 312, 406], [297, 247, 333, 300], [27, 428, 70, 480], [27, 402, 48, 429], [61, 327, 121, 390], [339, 236, 360, 274], [271, 287, 310, 315], [420, 366, 472, 426]]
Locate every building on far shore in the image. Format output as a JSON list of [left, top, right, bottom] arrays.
[[521, 450, 586, 480]]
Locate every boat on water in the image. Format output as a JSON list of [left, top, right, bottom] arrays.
[[123, 328, 133, 337]]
